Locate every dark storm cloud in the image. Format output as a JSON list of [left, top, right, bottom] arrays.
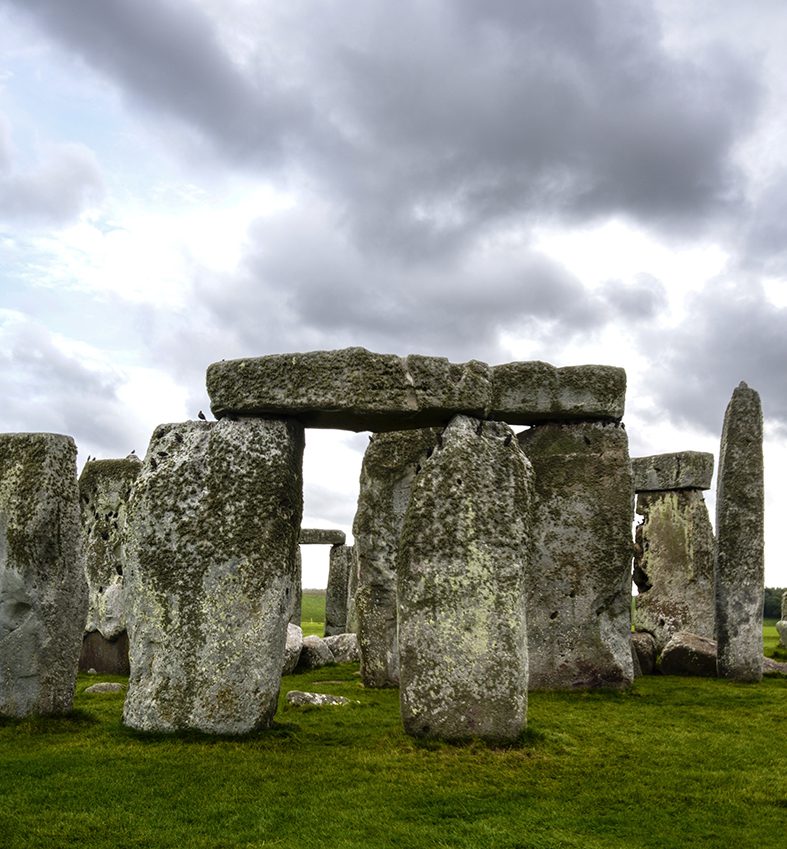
[[643, 280, 787, 435]]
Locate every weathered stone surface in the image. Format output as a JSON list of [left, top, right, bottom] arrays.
[[299, 528, 346, 546], [282, 623, 303, 675], [123, 418, 304, 734], [518, 421, 634, 690], [354, 428, 440, 687], [286, 690, 352, 707], [631, 631, 657, 676], [207, 348, 625, 431], [0, 433, 86, 717], [345, 547, 360, 634], [288, 548, 302, 626], [763, 657, 787, 677], [398, 415, 533, 743], [325, 545, 352, 636], [488, 362, 625, 424], [632, 490, 715, 652], [294, 635, 335, 672], [631, 452, 714, 492], [715, 382, 764, 682], [659, 631, 718, 677], [777, 591, 787, 650], [84, 682, 123, 694], [323, 632, 359, 663], [79, 631, 130, 676]]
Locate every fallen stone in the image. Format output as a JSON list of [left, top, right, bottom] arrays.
[[631, 632, 657, 676], [777, 590, 787, 650], [763, 657, 787, 677], [715, 382, 764, 682], [282, 623, 303, 675], [122, 418, 304, 735], [354, 428, 440, 687], [286, 690, 352, 707], [631, 452, 714, 492], [206, 348, 625, 431], [299, 528, 346, 546], [0, 433, 87, 717], [518, 422, 634, 690], [632, 489, 715, 652], [659, 631, 718, 677], [398, 415, 533, 743], [294, 635, 335, 672], [84, 682, 123, 694], [87, 668, 98, 675], [79, 631, 130, 677], [325, 545, 352, 636], [323, 632, 359, 663]]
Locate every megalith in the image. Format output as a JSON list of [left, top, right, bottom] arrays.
[[0, 434, 86, 717], [397, 415, 533, 742], [123, 418, 304, 734], [325, 545, 352, 636], [78, 457, 141, 674], [714, 382, 764, 682], [632, 452, 715, 652], [777, 591, 787, 650], [518, 421, 634, 689], [345, 547, 360, 634], [353, 428, 439, 687]]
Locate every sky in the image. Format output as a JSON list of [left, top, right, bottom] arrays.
[[1, 0, 785, 588]]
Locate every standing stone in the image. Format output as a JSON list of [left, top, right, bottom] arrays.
[[633, 489, 715, 652], [398, 416, 533, 742], [78, 457, 141, 675], [353, 428, 439, 687], [325, 545, 352, 636], [777, 591, 787, 650], [123, 418, 304, 734], [289, 547, 302, 626], [345, 547, 360, 634], [518, 421, 634, 689], [715, 382, 764, 682], [0, 434, 86, 717]]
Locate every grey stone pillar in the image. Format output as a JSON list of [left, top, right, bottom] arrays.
[[345, 547, 359, 634], [123, 418, 304, 734], [631, 452, 715, 652], [78, 457, 141, 674], [518, 421, 634, 689], [325, 545, 352, 636], [715, 382, 764, 682], [353, 428, 439, 687], [0, 434, 86, 717], [398, 416, 533, 742], [289, 548, 302, 626], [776, 591, 787, 650]]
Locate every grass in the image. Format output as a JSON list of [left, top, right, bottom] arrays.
[[299, 589, 326, 637], [1, 613, 784, 848], [763, 618, 786, 660]]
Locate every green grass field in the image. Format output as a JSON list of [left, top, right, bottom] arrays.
[[1, 606, 784, 849], [300, 589, 326, 637]]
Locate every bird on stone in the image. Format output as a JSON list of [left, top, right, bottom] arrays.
[[198, 410, 207, 421]]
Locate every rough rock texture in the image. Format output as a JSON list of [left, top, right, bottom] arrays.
[[518, 422, 634, 690], [631, 631, 657, 676], [282, 623, 303, 675], [84, 682, 123, 694], [286, 690, 352, 706], [207, 348, 625, 431], [763, 657, 787, 677], [299, 528, 346, 545], [659, 631, 718, 677], [78, 457, 140, 674], [0, 433, 86, 717], [631, 452, 714, 492], [488, 362, 625, 424], [288, 548, 302, 626], [715, 382, 764, 682], [325, 545, 352, 636], [776, 590, 787, 650], [398, 415, 533, 743], [294, 635, 335, 672], [345, 547, 360, 634], [122, 418, 304, 734], [324, 632, 359, 663], [632, 490, 715, 652], [353, 428, 440, 687]]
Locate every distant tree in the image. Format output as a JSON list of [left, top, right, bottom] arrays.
[[763, 587, 784, 619]]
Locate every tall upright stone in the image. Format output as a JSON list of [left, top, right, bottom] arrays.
[[78, 457, 141, 674], [325, 545, 352, 636], [715, 382, 764, 682], [0, 434, 86, 717], [123, 418, 304, 734], [398, 416, 533, 742], [353, 428, 439, 687], [631, 452, 715, 652], [289, 547, 302, 626], [345, 547, 360, 634], [776, 591, 787, 650], [518, 421, 634, 689]]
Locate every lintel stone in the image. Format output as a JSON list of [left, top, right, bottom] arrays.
[[206, 348, 625, 431], [299, 528, 346, 546], [632, 452, 714, 492]]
